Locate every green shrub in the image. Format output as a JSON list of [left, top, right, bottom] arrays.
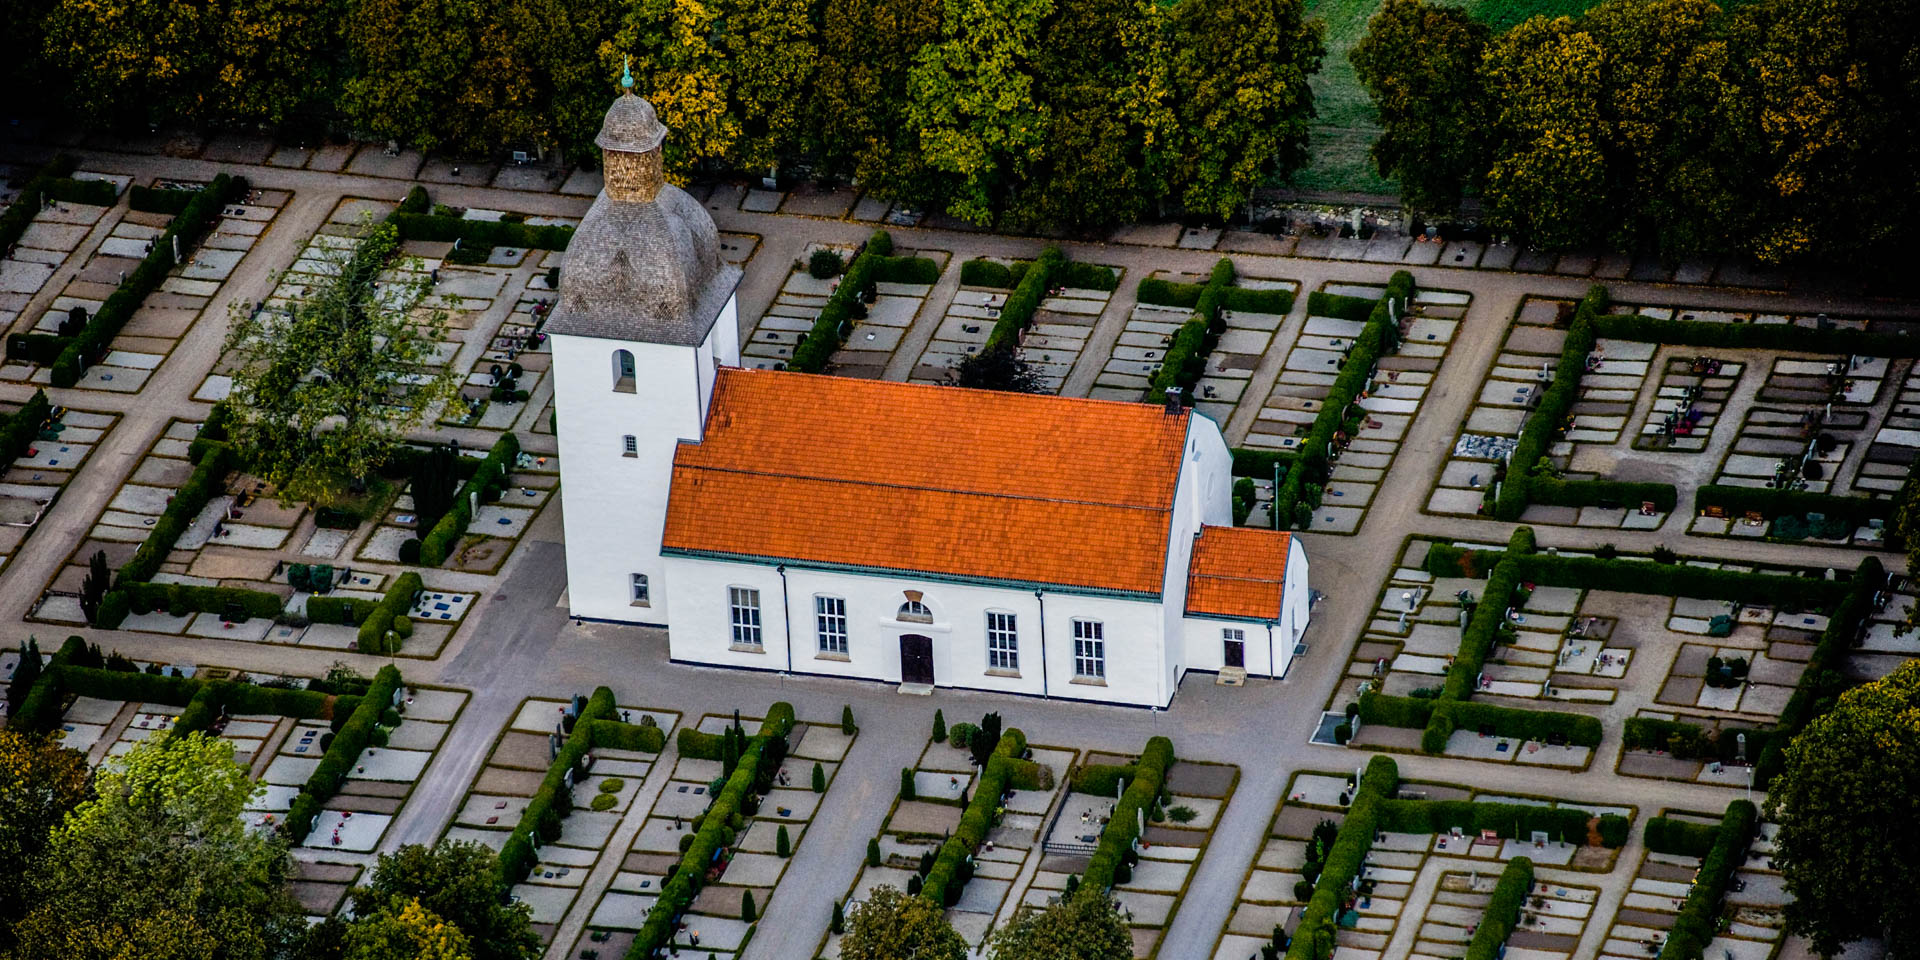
[[0, 156, 78, 255], [1221, 286, 1295, 314], [1643, 816, 1719, 857], [356, 572, 422, 654], [1496, 286, 1605, 520], [129, 184, 197, 214], [959, 259, 1017, 288], [589, 719, 665, 753], [590, 793, 616, 811], [921, 728, 1030, 905], [288, 665, 402, 843], [1070, 762, 1138, 797], [931, 708, 946, 743], [1287, 756, 1398, 960], [982, 247, 1063, 352], [1231, 447, 1294, 479], [841, 703, 856, 735], [398, 185, 430, 214], [808, 248, 845, 279], [418, 433, 520, 566], [1659, 801, 1756, 960], [1136, 277, 1205, 308], [1055, 261, 1118, 291], [1082, 737, 1173, 890], [117, 440, 235, 586], [812, 761, 826, 793], [900, 766, 916, 800], [45, 177, 118, 207], [1597, 814, 1630, 847], [1463, 857, 1534, 960], [391, 615, 413, 638], [790, 230, 893, 372], [871, 255, 940, 285], [1306, 290, 1378, 321], [1379, 799, 1592, 844], [389, 211, 573, 251], [948, 721, 977, 749], [1148, 258, 1236, 403], [776, 824, 791, 857]]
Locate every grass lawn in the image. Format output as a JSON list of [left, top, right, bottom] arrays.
[[1286, 0, 1606, 196]]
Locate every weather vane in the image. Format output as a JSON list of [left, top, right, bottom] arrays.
[[621, 56, 634, 91]]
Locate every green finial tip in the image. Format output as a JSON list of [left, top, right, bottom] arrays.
[[621, 56, 634, 90]]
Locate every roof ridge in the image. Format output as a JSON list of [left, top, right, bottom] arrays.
[[673, 461, 1176, 513], [718, 365, 1197, 418]]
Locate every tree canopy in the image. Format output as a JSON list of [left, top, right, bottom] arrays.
[[351, 841, 540, 960], [838, 885, 968, 960], [987, 889, 1133, 960], [0, 730, 91, 946], [1768, 659, 1920, 959]]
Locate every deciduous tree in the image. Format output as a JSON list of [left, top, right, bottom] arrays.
[[221, 221, 461, 506], [987, 888, 1132, 960], [811, 0, 944, 192], [1768, 659, 1920, 958], [352, 841, 540, 960], [0, 730, 89, 945], [343, 898, 476, 960], [11, 733, 302, 960], [904, 0, 1053, 223], [839, 884, 968, 960], [1350, 0, 1491, 216], [1479, 16, 1610, 247]]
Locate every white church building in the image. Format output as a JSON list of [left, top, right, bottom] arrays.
[[547, 88, 1310, 708]]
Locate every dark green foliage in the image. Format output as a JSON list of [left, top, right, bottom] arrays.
[[305, 596, 375, 626], [1496, 285, 1605, 520], [809, 248, 846, 279], [0, 390, 53, 464], [288, 666, 405, 845], [931, 708, 946, 743], [1595, 313, 1920, 359], [841, 703, 856, 735], [356, 572, 424, 654], [1306, 291, 1379, 322], [1644, 816, 1719, 857], [1083, 737, 1174, 889], [1597, 814, 1630, 848], [949, 342, 1045, 393], [419, 433, 521, 566], [1379, 800, 1596, 844], [1149, 258, 1237, 403], [1422, 542, 1504, 578], [42, 176, 117, 207], [971, 711, 1003, 768], [5, 334, 68, 365], [1423, 700, 1604, 750], [1220, 286, 1296, 314], [388, 211, 573, 251], [790, 231, 894, 372], [111, 432, 236, 593], [983, 247, 1065, 352], [586, 718, 666, 753], [831, 899, 845, 935], [0, 156, 78, 256], [1231, 447, 1294, 480], [397, 538, 422, 564], [921, 728, 1031, 904], [812, 761, 826, 793], [409, 443, 461, 537], [960, 258, 1022, 288], [128, 184, 197, 214], [1696, 485, 1892, 529], [6, 638, 42, 716], [871, 255, 941, 285], [776, 824, 791, 858], [1659, 801, 1757, 960], [1287, 756, 1399, 960], [867, 838, 881, 868], [1233, 477, 1257, 525], [1136, 277, 1206, 309], [1054, 261, 1119, 291], [742, 889, 757, 921], [1755, 556, 1882, 785], [397, 186, 430, 214], [80, 549, 109, 624], [900, 766, 917, 800], [1464, 858, 1534, 960]]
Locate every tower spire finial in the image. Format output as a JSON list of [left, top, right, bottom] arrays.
[[620, 56, 634, 91]]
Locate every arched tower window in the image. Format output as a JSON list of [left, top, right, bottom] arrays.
[[897, 600, 932, 623], [613, 349, 636, 392]]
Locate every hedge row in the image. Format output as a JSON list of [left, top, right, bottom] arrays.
[[6, 637, 90, 732], [1275, 272, 1415, 528], [923, 727, 1030, 905], [94, 428, 240, 628], [1515, 554, 1844, 612], [870, 255, 940, 286], [1083, 736, 1174, 890], [1527, 477, 1677, 512], [1696, 485, 1893, 527], [1306, 290, 1378, 322], [958, 258, 1030, 289], [120, 581, 283, 621], [982, 246, 1064, 352], [419, 433, 521, 566], [1070, 761, 1139, 797], [1464, 857, 1535, 960], [1055, 261, 1118, 291], [1136, 277, 1205, 309], [1659, 801, 1757, 960], [45, 177, 118, 207], [586, 717, 667, 754], [357, 572, 423, 653], [0, 390, 53, 464], [286, 665, 403, 843], [1230, 447, 1294, 481], [790, 230, 893, 372], [1595, 313, 1920, 359], [48, 174, 246, 387], [1357, 689, 1437, 729], [1379, 800, 1601, 845], [1221, 286, 1296, 315], [1147, 258, 1237, 403], [307, 595, 375, 626], [631, 703, 796, 958], [1643, 816, 1720, 857], [1441, 526, 1535, 700], [129, 184, 198, 214], [1422, 541, 1506, 579], [497, 687, 618, 885], [1622, 716, 1778, 763], [388, 211, 574, 251], [0, 155, 79, 254], [1423, 699, 1605, 752], [1754, 555, 1882, 785], [1494, 285, 1607, 521], [1287, 755, 1399, 960]]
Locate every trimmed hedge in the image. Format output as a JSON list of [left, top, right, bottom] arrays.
[[1287, 756, 1399, 960], [982, 246, 1064, 352], [922, 727, 1030, 905], [1231, 447, 1294, 480], [288, 665, 404, 844], [1055, 261, 1118, 291], [1306, 290, 1378, 322], [5, 334, 66, 365], [1441, 526, 1536, 699], [1643, 816, 1719, 857], [1595, 313, 1920, 359], [1136, 277, 1205, 309], [1495, 285, 1606, 521], [1357, 689, 1437, 729], [0, 390, 53, 464], [121, 582, 283, 621], [44, 177, 118, 207], [1148, 258, 1236, 403], [1221, 286, 1296, 315], [1755, 555, 1882, 785], [1083, 737, 1174, 890], [497, 687, 619, 885], [419, 433, 521, 566], [790, 231, 893, 372], [588, 718, 666, 753], [49, 173, 247, 387], [1515, 554, 1843, 611], [959, 258, 1027, 288], [5, 637, 86, 732], [1422, 542, 1504, 579], [1070, 761, 1140, 797], [631, 703, 796, 958], [676, 726, 727, 760], [0, 156, 79, 255], [388, 211, 574, 251], [356, 572, 423, 653], [870, 255, 940, 286], [306, 595, 375, 626], [1464, 857, 1535, 960], [1528, 478, 1677, 512], [1380, 800, 1596, 845], [1659, 801, 1757, 960], [129, 184, 198, 214], [1275, 272, 1415, 528]]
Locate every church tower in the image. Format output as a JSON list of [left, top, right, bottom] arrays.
[[547, 69, 741, 625]]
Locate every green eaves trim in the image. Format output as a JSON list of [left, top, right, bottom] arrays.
[[660, 547, 1163, 602]]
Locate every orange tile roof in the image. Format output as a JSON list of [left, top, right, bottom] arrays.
[[1186, 526, 1292, 620], [661, 368, 1193, 594]]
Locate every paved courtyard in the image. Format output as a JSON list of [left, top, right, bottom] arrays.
[[0, 139, 1907, 960]]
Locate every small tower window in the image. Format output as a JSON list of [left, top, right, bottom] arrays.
[[630, 573, 650, 606], [897, 600, 932, 623], [622, 435, 637, 457], [613, 349, 636, 392]]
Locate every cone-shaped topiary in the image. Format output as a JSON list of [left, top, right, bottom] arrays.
[[931, 709, 946, 743], [777, 824, 791, 858], [812, 761, 826, 793]]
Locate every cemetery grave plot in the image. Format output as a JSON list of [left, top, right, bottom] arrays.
[[441, 697, 678, 944], [584, 711, 854, 959], [1333, 539, 1620, 764], [0, 400, 118, 572], [819, 723, 1073, 959], [1595, 812, 1785, 960], [741, 242, 946, 378], [908, 259, 1122, 393], [1630, 354, 1747, 452], [7, 183, 288, 392], [1707, 357, 1888, 493], [1089, 269, 1296, 407], [1032, 755, 1237, 959], [0, 178, 120, 331], [1246, 282, 1466, 533], [1215, 769, 1631, 960], [354, 446, 558, 574]]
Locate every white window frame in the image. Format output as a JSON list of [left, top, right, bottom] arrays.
[[1072, 619, 1105, 680], [729, 587, 762, 648], [630, 573, 650, 606], [1223, 627, 1245, 644], [986, 611, 1018, 672], [897, 599, 933, 623], [816, 595, 848, 655]]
